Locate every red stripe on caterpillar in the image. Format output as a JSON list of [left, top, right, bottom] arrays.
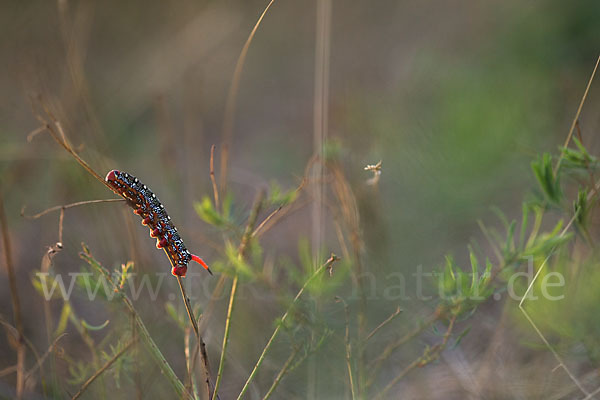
[[105, 169, 211, 277]]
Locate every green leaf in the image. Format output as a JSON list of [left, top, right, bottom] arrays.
[[479, 258, 493, 288], [451, 326, 472, 349], [118, 261, 134, 290], [504, 220, 516, 256], [67, 361, 89, 385], [54, 302, 72, 338], [531, 153, 562, 204], [468, 246, 478, 292], [574, 188, 590, 232], [81, 319, 110, 331], [519, 202, 529, 251], [268, 181, 298, 206], [560, 137, 599, 171], [442, 256, 456, 296], [195, 196, 226, 227]]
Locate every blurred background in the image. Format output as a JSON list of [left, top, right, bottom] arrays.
[[1, 0, 600, 398]]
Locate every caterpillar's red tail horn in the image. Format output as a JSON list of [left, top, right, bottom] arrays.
[[191, 254, 212, 275]]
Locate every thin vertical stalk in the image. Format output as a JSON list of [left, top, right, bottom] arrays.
[[261, 347, 299, 400], [236, 255, 338, 400], [176, 276, 213, 400], [0, 193, 25, 399], [310, 1, 332, 397], [213, 191, 265, 399], [554, 54, 600, 174], [220, 0, 278, 194]]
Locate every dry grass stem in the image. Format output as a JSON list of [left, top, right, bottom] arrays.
[[368, 312, 440, 382], [374, 315, 456, 400], [0, 193, 26, 399], [175, 275, 215, 400], [31, 105, 109, 190], [220, 0, 279, 193], [366, 306, 402, 342], [71, 338, 136, 400], [253, 178, 307, 238], [21, 199, 124, 220], [261, 347, 300, 400], [210, 144, 221, 213], [554, 54, 600, 174], [23, 333, 67, 387], [335, 297, 357, 400]]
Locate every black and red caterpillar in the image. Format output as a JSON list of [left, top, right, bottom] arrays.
[[105, 169, 211, 277]]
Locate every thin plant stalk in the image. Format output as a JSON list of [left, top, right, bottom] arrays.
[[213, 274, 238, 397], [236, 254, 338, 400], [366, 306, 402, 342], [554, 54, 600, 174], [32, 107, 110, 190], [71, 338, 136, 400], [213, 191, 265, 398], [374, 315, 456, 400], [309, 2, 332, 396], [336, 297, 356, 400], [21, 199, 124, 220], [210, 144, 220, 213], [23, 333, 67, 388], [184, 328, 199, 399], [0, 193, 25, 399], [261, 347, 299, 400], [175, 275, 213, 400], [220, 0, 279, 193], [367, 311, 440, 386]]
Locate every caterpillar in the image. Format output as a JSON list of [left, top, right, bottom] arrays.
[[105, 169, 211, 277]]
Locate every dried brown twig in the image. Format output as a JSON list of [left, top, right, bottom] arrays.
[[219, 0, 279, 193], [31, 103, 110, 190], [261, 346, 300, 400], [210, 144, 220, 213], [21, 199, 124, 220], [367, 310, 441, 386], [71, 337, 136, 400], [0, 193, 26, 399], [175, 275, 216, 400], [335, 297, 357, 400], [253, 177, 308, 238], [366, 306, 402, 342], [23, 333, 67, 387], [374, 315, 457, 400], [554, 55, 600, 175]]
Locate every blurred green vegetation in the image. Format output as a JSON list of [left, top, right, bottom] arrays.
[[1, 0, 600, 399]]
